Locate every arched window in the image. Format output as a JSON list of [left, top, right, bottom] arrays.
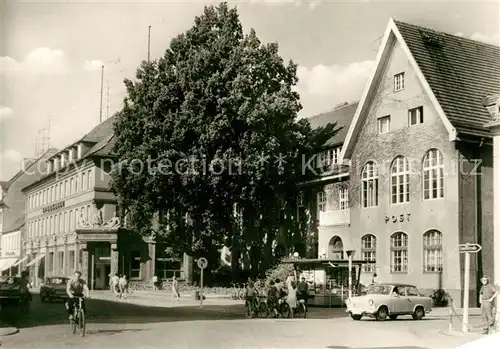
[[390, 232, 408, 273], [391, 156, 410, 204], [361, 234, 376, 272], [361, 162, 378, 208], [423, 230, 443, 272], [422, 149, 444, 200], [317, 190, 326, 213]]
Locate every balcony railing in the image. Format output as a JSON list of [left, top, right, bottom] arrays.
[[319, 209, 350, 226]]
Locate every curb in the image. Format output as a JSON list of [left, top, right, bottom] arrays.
[[0, 326, 19, 336]]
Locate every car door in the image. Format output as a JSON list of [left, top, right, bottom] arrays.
[[389, 286, 408, 314], [404, 286, 420, 313]]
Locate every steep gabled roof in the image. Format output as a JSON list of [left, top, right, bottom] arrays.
[[394, 20, 500, 139], [341, 18, 500, 160], [307, 102, 359, 147]]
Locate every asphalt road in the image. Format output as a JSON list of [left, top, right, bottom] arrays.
[[0, 295, 486, 349]]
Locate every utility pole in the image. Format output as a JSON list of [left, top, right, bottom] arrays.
[[148, 25, 151, 63], [106, 80, 110, 119], [99, 65, 104, 123]]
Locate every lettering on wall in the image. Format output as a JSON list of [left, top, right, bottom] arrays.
[[384, 214, 411, 224], [42, 201, 65, 213]]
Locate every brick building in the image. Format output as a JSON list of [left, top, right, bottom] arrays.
[[305, 19, 499, 305]]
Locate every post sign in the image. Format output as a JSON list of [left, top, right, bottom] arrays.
[[197, 257, 208, 269], [197, 257, 208, 308], [459, 243, 482, 333], [458, 243, 482, 253]]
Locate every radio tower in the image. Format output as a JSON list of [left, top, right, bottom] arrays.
[[34, 115, 51, 158]]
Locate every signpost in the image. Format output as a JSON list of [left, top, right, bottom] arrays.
[[197, 257, 208, 308], [458, 243, 482, 333]]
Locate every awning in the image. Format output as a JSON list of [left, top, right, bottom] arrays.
[[0, 258, 19, 272], [25, 254, 45, 267], [12, 255, 29, 268]]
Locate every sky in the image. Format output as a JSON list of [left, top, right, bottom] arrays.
[[0, 0, 499, 180]]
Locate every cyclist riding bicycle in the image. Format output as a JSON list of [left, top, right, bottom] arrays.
[[66, 271, 90, 320]]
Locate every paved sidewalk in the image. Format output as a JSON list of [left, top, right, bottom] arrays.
[[91, 290, 244, 308]]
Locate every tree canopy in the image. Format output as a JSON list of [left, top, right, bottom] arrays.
[[111, 2, 338, 277]]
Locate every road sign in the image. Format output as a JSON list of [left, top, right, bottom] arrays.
[[197, 258, 208, 309], [459, 243, 482, 333], [459, 243, 482, 253], [197, 257, 208, 269]]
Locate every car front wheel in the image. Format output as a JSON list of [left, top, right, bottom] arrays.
[[376, 306, 388, 321], [412, 307, 424, 320]]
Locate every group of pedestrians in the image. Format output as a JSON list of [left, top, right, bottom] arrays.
[[109, 273, 129, 299], [244, 272, 309, 318]]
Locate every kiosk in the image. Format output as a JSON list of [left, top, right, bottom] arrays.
[[282, 258, 375, 307]]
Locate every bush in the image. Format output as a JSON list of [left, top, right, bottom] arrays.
[[430, 289, 450, 307], [264, 262, 295, 283]]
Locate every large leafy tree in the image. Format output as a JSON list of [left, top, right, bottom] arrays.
[[112, 2, 337, 279]]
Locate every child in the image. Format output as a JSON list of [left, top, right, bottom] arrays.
[[245, 281, 256, 317], [267, 280, 279, 318], [287, 281, 298, 318]]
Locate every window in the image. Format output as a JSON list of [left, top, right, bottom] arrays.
[[422, 149, 444, 200], [317, 190, 326, 213], [129, 251, 141, 279], [423, 230, 443, 272], [317, 152, 326, 168], [377, 116, 391, 134], [361, 162, 378, 208], [409, 106, 424, 125], [75, 176, 79, 193], [391, 156, 410, 204], [155, 245, 181, 279], [59, 183, 63, 199], [406, 286, 420, 297], [69, 210, 73, 231], [82, 172, 87, 190], [58, 214, 62, 234], [390, 232, 408, 273], [87, 170, 92, 189], [361, 234, 376, 272], [63, 212, 67, 233], [70, 178, 74, 195], [394, 72, 404, 92], [339, 186, 349, 210]]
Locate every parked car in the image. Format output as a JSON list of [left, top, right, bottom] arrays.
[[40, 277, 70, 302], [0, 276, 22, 308], [345, 283, 433, 321]]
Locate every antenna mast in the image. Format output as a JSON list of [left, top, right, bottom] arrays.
[[106, 80, 110, 119], [99, 65, 104, 123], [148, 25, 151, 63], [34, 116, 51, 157]]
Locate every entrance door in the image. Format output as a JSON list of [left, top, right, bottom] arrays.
[[105, 265, 111, 289]]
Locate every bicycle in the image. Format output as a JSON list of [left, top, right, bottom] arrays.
[[277, 297, 307, 319], [253, 296, 269, 318], [70, 296, 86, 337]]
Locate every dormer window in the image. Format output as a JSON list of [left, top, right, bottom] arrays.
[[53, 158, 59, 171], [68, 149, 75, 163], [77, 143, 83, 159], [46, 161, 53, 173], [394, 72, 405, 92], [60, 153, 67, 168]]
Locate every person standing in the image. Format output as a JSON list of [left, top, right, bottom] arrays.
[[110, 273, 120, 296], [172, 275, 180, 302], [287, 281, 298, 318], [118, 274, 129, 299], [297, 277, 308, 302], [479, 276, 499, 334]]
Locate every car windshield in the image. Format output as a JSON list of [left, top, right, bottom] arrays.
[[366, 285, 392, 295], [47, 278, 68, 285]]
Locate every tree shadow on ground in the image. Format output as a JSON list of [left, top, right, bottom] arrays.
[[0, 298, 347, 329]]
